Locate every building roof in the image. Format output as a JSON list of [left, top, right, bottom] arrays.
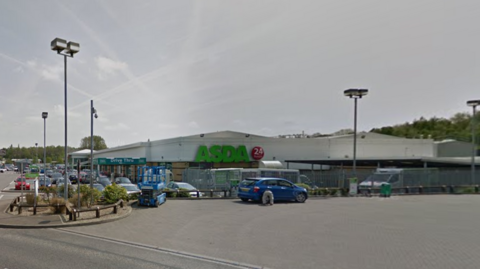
[[69, 149, 96, 157], [286, 156, 480, 168]]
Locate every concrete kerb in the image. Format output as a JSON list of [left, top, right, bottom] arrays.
[[0, 200, 134, 229]]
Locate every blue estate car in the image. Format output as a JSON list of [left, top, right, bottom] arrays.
[[237, 177, 308, 203]]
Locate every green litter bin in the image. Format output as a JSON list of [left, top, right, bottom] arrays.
[[380, 183, 391, 198]]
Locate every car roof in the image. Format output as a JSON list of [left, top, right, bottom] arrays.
[[244, 177, 286, 181]]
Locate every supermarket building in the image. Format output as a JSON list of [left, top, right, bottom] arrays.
[[69, 130, 476, 182]]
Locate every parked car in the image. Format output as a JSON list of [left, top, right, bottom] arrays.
[[0, 167, 6, 173], [115, 177, 132, 185], [15, 177, 30, 190], [51, 172, 64, 185], [56, 178, 72, 187], [13, 166, 18, 172], [79, 172, 90, 184], [166, 182, 202, 197], [92, 183, 105, 192], [68, 173, 78, 184], [39, 176, 52, 187], [118, 183, 141, 195], [45, 170, 53, 177], [96, 176, 112, 187], [237, 177, 308, 203]]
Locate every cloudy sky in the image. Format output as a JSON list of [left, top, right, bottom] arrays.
[[1, 0, 479, 149]]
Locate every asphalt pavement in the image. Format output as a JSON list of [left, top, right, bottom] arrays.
[[3, 172, 480, 269]]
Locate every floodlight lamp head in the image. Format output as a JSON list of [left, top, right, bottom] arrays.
[[467, 100, 480, 107]]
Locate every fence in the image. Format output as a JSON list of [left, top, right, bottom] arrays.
[[183, 168, 480, 190]]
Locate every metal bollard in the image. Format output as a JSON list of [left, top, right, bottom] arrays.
[[33, 206, 37, 215], [210, 189, 213, 198], [120, 200, 124, 208], [73, 209, 77, 221], [96, 207, 100, 218], [196, 191, 200, 198], [449, 185, 454, 194], [405, 186, 410, 194], [113, 205, 117, 214], [441, 185, 447, 193], [419, 186, 423, 194], [224, 190, 227, 198], [18, 206, 22, 214], [10, 204, 13, 212]]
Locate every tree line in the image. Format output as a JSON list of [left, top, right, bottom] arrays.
[[1, 136, 108, 164], [370, 112, 480, 144]]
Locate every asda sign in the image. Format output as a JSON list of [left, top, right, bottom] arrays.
[[195, 145, 264, 163]]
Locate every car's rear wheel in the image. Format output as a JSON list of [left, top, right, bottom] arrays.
[[295, 193, 307, 203], [240, 198, 249, 202]]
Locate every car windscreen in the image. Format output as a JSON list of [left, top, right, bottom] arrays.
[[177, 183, 196, 190], [117, 177, 131, 183], [123, 185, 139, 191], [363, 174, 392, 183]]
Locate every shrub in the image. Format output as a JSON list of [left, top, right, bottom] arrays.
[[177, 188, 191, 198], [330, 189, 338, 196], [456, 187, 475, 194], [69, 193, 85, 208], [295, 183, 312, 191], [103, 183, 128, 204], [78, 185, 102, 207], [49, 197, 66, 214], [340, 188, 349, 196], [25, 193, 41, 205], [320, 188, 330, 196], [57, 185, 74, 199], [164, 188, 177, 198], [129, 193, 138, 201]]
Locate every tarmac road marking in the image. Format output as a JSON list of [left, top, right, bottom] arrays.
[[55, 228, 266, 269]]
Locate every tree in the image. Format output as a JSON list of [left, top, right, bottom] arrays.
[[79, 136, 108, 150], [370, 112, 480, 146]]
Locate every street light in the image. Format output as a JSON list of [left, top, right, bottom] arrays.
[[35, 143, 38, 164], [51, 37, 80, 200], [467, 99, 480, 185], [344, 89, 369, 179], [42, 112, 48, 182], [90, 100, 98, 204]]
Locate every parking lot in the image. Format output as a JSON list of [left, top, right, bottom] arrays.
[[62, 194, 480, 269]]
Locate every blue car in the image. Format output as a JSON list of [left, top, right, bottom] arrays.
[[237, 177, 308, 203]]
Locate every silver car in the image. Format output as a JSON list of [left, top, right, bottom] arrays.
[[118, 183, 141, 195]]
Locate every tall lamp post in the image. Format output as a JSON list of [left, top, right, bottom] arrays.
[[42, 112, 48, 180], [90, 100, 98, 204], [51, 38, 80, 199], [467, 100, 480, 185], [35, 143, 38, 164], [344, 89, 369, 179]]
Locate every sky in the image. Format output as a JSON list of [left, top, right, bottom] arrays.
[[1, 0, 479, 149]]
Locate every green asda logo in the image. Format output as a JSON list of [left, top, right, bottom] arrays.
[[195, 145, 250, 163]]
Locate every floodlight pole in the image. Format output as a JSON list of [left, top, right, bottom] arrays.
[[467, 100, 480, 185], [91, 100, 94, 204], [51, 37, 80, 200], [344, 89, 368, 179], [42, 112, 48, 189]]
